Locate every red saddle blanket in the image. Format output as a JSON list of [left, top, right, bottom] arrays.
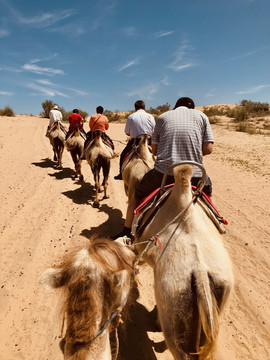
[[134, 184, 228, 225]]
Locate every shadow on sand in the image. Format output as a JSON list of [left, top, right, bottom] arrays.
[[62, 181, 95, 205], [80, 203, 125, 239], [117, 283, 167, 360], [32, 157, 57, 169]]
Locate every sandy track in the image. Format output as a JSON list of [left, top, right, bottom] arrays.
[[0, 115, 269, 360]]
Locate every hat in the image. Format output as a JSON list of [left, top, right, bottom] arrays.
[[52, 105, 60, 110]]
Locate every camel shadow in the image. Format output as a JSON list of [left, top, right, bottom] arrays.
[[48, 167, 75, 180], [80, 203, 125, 239], [117, 284, 167, 360], [32, 157, 56, 169], [62, 181, 95, 205]]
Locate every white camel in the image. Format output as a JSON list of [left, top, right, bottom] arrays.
[[132, 162, 234, 360], [48, 122, 65, 169], [122, 134, 155, 200], [40, 238, 136, 360]]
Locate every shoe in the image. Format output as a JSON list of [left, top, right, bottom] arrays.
[[111, 227, 131, 240], [114, 173, 122, 180]]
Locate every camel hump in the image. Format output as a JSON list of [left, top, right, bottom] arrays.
[[93, 129, 103, 139], [173, 164, 194, 189], [74, 124, 81, 136]]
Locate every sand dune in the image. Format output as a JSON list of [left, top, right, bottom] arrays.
[[0, 115, 269, 360]]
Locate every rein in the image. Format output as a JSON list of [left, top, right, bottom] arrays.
[[60, 291, 129, 348]]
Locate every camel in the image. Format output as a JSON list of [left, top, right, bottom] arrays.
[[85, 130, 117, 207], [131, 162, 234, 360], [66, 124, 85, 181], [39, 238, 136, 360], [122, 135, 155, 200], [48, 122, 65, 169]]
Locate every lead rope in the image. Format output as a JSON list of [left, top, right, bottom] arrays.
[[130, 191, 201, 267]]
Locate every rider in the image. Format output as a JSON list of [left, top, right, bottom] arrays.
[[66, 109, 86, 139], [82, 106, 114, 158], [114, 100, 156, 180], [112, 97, 214, 240], [46, 105, 67, 136]]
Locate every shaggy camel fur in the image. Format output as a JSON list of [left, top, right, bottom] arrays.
[[122, 135, 155, 200], [40, 238, 136, 360], [49, 122, 65, 169], [66, 125, 85, 181], [133, 164, 234, 360], [85, 130, 117, 207]]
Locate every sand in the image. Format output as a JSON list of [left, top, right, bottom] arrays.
[[0, 115, 269, 360]]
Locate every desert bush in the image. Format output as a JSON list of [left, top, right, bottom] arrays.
[[40, 100, 55, 118], [0, 106, 15, 116], [209, 116, 220, 124], [104, 110, 122, 122], [148, 102, 171, 116], [240, 99, 269, 113], [62, 109, 88, 123], [236, 122, 256, 134]]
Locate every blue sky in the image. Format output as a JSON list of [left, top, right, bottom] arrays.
[[0, 0, 270, 115]]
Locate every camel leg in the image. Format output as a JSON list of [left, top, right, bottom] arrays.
[[93, 173, 100, 207]]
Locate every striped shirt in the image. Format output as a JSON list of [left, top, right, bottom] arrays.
[[125, 109, 155, 139], [152, 106, 214, 177]]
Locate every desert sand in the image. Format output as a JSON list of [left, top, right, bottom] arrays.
[[0, 115, 269, 360]]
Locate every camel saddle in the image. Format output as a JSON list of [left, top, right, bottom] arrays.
[[132, 185, 228, 237]]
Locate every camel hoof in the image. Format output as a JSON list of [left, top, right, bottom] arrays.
[[103, 195, 109, 199], [93, 201, 100, 208]]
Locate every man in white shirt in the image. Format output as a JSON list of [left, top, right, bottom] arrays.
[[114, 100, 155, 179], [46, 105, 67, 136]]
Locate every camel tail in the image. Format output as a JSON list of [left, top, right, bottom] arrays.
[[194, 270, 219, 360]]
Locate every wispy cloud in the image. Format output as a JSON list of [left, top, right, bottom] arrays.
[[0, 28, 9, 37], [161, 76, 169, 86], [127, 82, 160, 100], [0, 91, 14, 96], [9, 7, 76, 28], [27, 82, 69, 98], [97, 0, 118, 12], [22, 63, 64, 76], [118, 58, 139, 72], [224, 45, 269, 62], [168, 40, 197, 72], [0, 65, 23, 73], [48, 24, 86, 36], [30, 54, 58, 65], [122, 26, 138, 37], [236, 84, 270, 95], [152, 30, 174, 39]]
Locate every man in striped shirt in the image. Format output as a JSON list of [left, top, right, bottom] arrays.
[[112, 97, 214, 240]]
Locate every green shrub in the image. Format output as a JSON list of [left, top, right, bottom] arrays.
[[0, 106, 15, 116], [40, 100, 55, 118]]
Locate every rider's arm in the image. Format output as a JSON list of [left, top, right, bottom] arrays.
[[202, 142, 213, 156]]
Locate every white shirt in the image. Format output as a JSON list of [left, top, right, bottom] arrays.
[[49, 109, 63, 126], [125, 109, 155, 139]]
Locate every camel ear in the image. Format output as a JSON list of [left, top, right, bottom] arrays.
[[39, 268, 66, 289]]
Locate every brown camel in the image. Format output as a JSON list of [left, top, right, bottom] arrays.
[[48, 122, 65, 169], [131, 163, 234, 360], [66, 125, 85, 181], [40, 238, 136, 360], [122, 135, 155, 201], [85, 130, 117, 207]]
